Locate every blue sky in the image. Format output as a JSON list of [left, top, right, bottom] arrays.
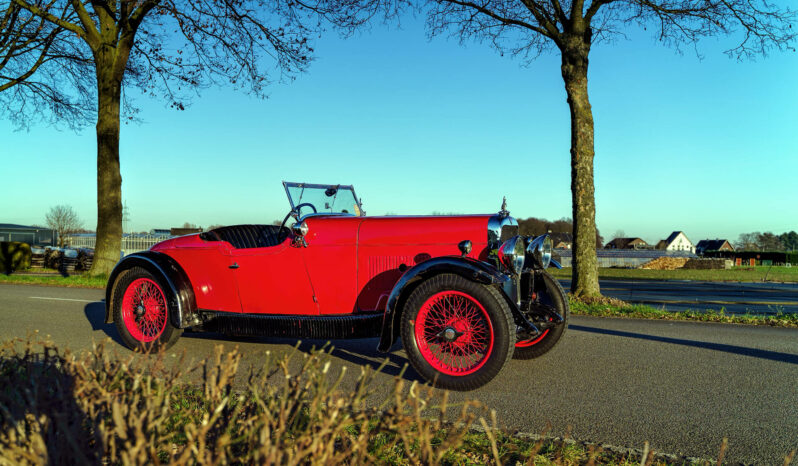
[[1, 13, 796, 245]]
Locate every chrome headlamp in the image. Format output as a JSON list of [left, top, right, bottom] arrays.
[[497, 235, 526, 275], [526, 234, 553, 269]]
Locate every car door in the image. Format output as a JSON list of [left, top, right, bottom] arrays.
[[230, 240, 319, 316], [300, 217, 361, 315]]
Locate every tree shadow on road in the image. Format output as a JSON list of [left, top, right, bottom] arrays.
[[570, 324, 798, 365]]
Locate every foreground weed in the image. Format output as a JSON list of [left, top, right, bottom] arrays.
[[0, 336, 787, 465]]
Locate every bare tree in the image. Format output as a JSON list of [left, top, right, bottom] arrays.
[[0, 3, 92, 127], [424, 0, 795, 297], [1, 0, 392, 276], [757, 231, 784, 251], [45, 204, 83, 247]]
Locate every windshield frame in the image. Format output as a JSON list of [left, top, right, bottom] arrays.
[[282, 181, 364, 218]]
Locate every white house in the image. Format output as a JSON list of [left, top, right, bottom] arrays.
[[656, 231, 695, 254]]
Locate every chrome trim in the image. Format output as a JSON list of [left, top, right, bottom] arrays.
[[498, 196, 509, 218], [525, 234, 553, 269], [291, 221, 309, 248], [487, 214, 518, 252], [458, 239, 472, 257], [297, 212, 355, 221], [498, 235, 526, 275]]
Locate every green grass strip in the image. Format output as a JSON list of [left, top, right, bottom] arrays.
[[0, 271, 107, 288], [569, 296, 798, 328], [550, 266, 798, 283]]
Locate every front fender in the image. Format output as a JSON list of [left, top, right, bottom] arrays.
[[377, 256, 510, 352], [105, 251, 198, 328]]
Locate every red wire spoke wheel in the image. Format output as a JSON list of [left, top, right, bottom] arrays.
[[414, 291, 494, 376], [112, 267, 182, 351], [121, 278, 168, 342], [401, 274, 514, 391]]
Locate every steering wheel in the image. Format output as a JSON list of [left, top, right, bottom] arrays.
[[294, 203, 317, 216], [278, 203, 317, 241]]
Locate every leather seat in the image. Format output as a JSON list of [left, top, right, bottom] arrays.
[[203, 225, 288, 249]]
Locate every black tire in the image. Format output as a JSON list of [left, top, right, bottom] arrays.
[[113, 267, 182, 352], [513, 270, 569, 360], [400, 273, 514, 391]]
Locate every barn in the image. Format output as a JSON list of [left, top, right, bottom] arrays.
[[0, 224, 57, 246]]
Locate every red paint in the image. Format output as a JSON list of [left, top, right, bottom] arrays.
[[356, 215, 490, 310], [151, 214, 493, 315], [413, 290, 493, 376], [301, 216, 361, 315], [231, 241, 318, 315], [122, 278, 167, 342]]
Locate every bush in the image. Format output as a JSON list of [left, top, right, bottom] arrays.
[[0, 337, 702, 465], [0, 242, 31, 274]]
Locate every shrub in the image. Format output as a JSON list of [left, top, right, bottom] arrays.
[[0, 337, 747, 465], [0, 338, 500, 464], [0, 242, 31, 274]]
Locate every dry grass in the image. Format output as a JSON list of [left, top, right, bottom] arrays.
[[0, 336, 738, 465]]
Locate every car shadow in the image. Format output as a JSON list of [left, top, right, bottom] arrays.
[[83, 301, 125, 346], [570, 324, 798, 365], [181, 332, 421, 382]]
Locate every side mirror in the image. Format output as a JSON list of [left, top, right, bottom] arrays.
[[291, 221, 309, 247]]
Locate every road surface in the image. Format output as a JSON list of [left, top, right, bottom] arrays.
[[559, 278, 798, 314], [1, 283, 797, 463]]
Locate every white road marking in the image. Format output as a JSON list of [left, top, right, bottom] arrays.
[[30, 297, 98, 303]]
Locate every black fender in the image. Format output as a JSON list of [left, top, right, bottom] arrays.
[[377, 256, 511, 352], [105, 251, 199, 328]]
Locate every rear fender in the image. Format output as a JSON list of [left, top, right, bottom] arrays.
[[105, 251, 198, 328], [377, 256, 510, 352]]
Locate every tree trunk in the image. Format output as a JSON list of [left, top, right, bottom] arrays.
[[88, 56, 122, 277], [561, 36, 600, 298]]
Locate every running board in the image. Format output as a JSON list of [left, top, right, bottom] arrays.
[[199, 311, 384, 340]]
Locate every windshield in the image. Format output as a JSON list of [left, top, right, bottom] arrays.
[[283, 182, 363, 217]]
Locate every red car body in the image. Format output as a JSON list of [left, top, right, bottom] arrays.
[[105, 183, 568, 390], [149, 215, 491, 316]]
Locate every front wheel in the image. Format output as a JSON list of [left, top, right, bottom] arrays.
[[513, 270, 569, 360], [401, 274, 514, 391], [113, 267, 182, 352]]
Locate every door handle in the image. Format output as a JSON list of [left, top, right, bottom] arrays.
[[229, 262, 239, 269]]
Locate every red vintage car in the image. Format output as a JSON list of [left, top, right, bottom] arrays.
[[105, 182, 568, 390]]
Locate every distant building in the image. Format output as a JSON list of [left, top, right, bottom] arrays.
[[604, 237, 648, 250], [149, 229, 171, 237], [695, 239, 734, 255], [0, 223, 56, 246], [550, 232, 573, 249], [655, 231, 695, 254], [170, 227, 203, 236]]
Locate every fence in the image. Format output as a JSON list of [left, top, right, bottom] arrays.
[[555, 249, 697, 268], [64, 235, 167, 256]]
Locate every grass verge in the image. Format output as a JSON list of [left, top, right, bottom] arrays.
[[0, 270, 107, 288], [549, 266, 798, 283], [569, 295, 798, 328], [1, 337, 750, 465]]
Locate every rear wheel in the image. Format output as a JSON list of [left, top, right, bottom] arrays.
[[513, 271, 568, 360], [401, 274, 514, 391], [113, 267, 182, 351]]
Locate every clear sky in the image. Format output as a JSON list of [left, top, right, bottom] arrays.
[[1, 12, 796, 245]]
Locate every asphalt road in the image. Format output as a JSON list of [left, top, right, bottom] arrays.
[[1, 283, 798, 463], [559, 279, 798, 314]]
